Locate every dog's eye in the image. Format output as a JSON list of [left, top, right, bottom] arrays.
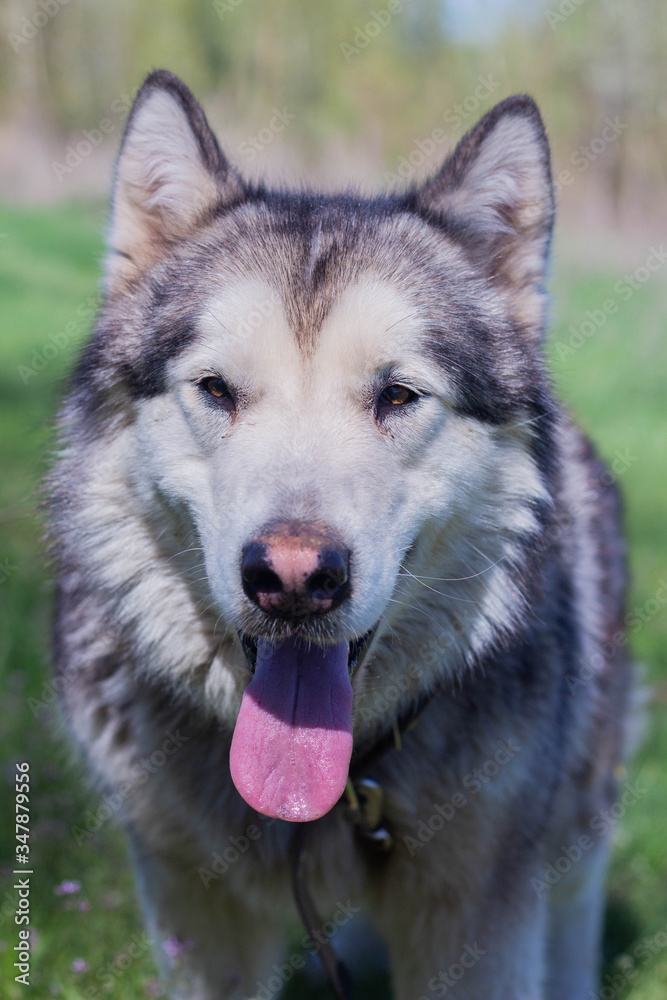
[[199, 377, 234, 408], [377, 384, 418, 411]]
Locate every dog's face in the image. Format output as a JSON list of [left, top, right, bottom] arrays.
[[132, 218, 548, 649], [69, 73, 556, 819]]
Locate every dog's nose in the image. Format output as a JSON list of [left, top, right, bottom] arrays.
[[241, 522, 351, 620]]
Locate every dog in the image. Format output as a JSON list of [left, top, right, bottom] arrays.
[[48, 70, 632, 999]]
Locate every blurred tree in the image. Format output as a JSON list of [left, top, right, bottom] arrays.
[[0, 0, 664, 216]]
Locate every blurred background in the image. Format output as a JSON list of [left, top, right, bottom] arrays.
[[0, 1, 665, 997]]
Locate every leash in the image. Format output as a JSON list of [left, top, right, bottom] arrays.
[[289, 823, 354, 1000], [288, 689, 435, 998]]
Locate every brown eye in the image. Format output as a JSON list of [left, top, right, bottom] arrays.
[[378, 384, 418, 409], [199, 377, 234, 408]]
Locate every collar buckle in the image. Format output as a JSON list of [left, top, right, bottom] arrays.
[[344, 777, 394, 852]]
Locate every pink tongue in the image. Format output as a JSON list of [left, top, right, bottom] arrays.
[[230, 637, 353, 821]]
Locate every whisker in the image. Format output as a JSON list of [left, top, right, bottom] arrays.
[[385, 310, 424, 333], [509, 410, 555, 430], [385, 596, 448, 632], [191, 289, 234, 338], [466, 542, 507, 569], [399, 553, 506, 584], [397, 569, 481, 602]]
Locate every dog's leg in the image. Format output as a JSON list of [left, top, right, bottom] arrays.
[[127, 830, 285, 1000], [544, 840, 611, 1000], [376, 884, 548, 1000]]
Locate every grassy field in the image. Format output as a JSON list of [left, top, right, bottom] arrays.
[[0, 202, 665, 999]]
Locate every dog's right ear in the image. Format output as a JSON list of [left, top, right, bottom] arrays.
[[107, 70, 245, 287]]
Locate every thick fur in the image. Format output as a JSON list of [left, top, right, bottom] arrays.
[[48, 71, 632, 999]]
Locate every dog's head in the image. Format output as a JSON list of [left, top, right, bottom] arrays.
[[62, 71, 556, 820]]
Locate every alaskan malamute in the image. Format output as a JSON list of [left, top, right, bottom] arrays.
[[49, 70, 632, 999]]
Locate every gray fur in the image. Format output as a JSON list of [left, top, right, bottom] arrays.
[[48, 71, 632, 999]]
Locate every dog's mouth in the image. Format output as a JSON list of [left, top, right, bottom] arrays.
[[231, 627, 376, 823], [239, 628, 375, 677]]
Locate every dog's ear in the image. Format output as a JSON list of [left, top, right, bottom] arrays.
[[107, 70, 245, 287], [416, 95, 554, 333]]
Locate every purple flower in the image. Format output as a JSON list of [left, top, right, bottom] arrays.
[[161, 936, 193, 959], [70, 958, 88, 973], [55, 880, 80, 896], [77, 898, 91, 911]]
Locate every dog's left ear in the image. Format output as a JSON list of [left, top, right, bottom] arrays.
[[107, 70, 245, 287], [416, 95, 554, 333]]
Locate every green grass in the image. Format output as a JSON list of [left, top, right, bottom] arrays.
[[0, 203, 665, 999]]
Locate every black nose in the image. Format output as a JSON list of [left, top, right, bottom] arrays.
[[241, 521, 351, 620]]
